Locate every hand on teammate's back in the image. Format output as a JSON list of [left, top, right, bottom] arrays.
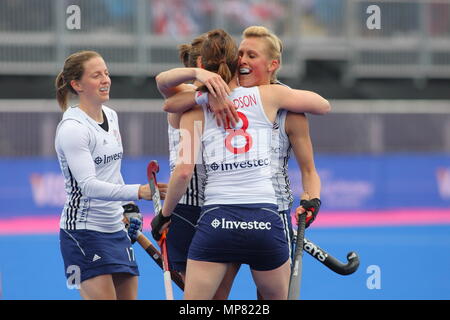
[[195, 68, 231, 98], [209, 94, 239, 129]]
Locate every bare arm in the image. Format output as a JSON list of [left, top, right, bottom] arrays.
[[164, 90, 239, 128], [285, 112, 322, 225], [161, 107, 204, 217], [286, 112, 321, 199], [260, 85, 331, 115], [163, 90, 198, 113], [156, 67, 230, 100], [156, 68, 199, 99]]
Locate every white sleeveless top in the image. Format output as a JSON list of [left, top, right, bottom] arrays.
[[271, 109, 294, 211], [201, 86, 276, 205], [168, 122, 205, 206]]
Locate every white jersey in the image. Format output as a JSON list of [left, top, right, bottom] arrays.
[[55, 105, 140, 233], [168, 122, 205, 206], [271, 109, 293, 211], [201, 86, 276, 205]]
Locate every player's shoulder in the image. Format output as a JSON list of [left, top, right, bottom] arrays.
[[273, 80, 291, 89], [57, 108, 90, 137], [102, 105, 118, 120], [57, 117, 85, 133], [258, 83, 287, 94], [56, 120, 90, 146]]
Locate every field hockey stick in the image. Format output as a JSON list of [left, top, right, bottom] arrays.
[[147, 160, 174, 300], [288, 211, 306, 300], [301, 237, 360, 276], [123, 214, 185, 290], [136, 231, 184, 290]]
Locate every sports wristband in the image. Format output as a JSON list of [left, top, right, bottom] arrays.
[[194, 91, 209, 106]]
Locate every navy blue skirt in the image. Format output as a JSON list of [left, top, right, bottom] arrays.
[[166, 204, 201, 272], [60, 228, 139, 284], [188, 203, 289, 271]]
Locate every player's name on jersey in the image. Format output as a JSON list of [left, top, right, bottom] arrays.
[[231, 93, 257, 109]]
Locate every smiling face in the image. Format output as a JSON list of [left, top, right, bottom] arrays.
[[71, 56, 111, 105], [238, 37, 279, 87]]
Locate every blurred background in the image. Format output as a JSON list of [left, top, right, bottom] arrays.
[[0, 0, 449, 300]]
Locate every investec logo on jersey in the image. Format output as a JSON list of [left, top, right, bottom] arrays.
[[207, 158, 270, 172], [211, 218, 271, 230], [94, 152, 123, 165]]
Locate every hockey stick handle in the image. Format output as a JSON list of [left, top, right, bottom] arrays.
[[302, 237, 360, 275], [160, 233, 174, 300], [136, 231, 163, 269], [135, 231, 185, 290], [288, 212, 306, 300], [147, 160, 174, 300]]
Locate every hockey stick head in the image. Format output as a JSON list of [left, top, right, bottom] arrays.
[[325, 251, 360, 275], [147, 160, 162, 214], [342, 251, 360, 275], [302, 237, 360, 276], [148, 160, 160, 176]]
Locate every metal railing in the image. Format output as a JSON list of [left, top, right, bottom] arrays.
[[1, 99, 449, 157], [0, 0, 449, 81]]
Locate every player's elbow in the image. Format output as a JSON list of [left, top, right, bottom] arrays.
[[174, 164, 194, 182], [78, 178, 103, 199], [314, 98, 331, 115], [155, 72, 165, 89], [163, 98, 180, 113], [162, 99, 172, 112], [155, 73, 170, 99], [322, 99, 331, 114]]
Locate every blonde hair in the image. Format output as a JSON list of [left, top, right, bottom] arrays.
[[242, 26, 283, 83], [55, 50, 102, 111]]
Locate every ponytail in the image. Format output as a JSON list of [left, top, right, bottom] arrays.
[[178, 33, 207, 68], [178, 44, 192, 67], [217, 60, 232, 84], [55, 71, 70, 111], [199, 29, 238, 87], [55, 50, 101, 112]]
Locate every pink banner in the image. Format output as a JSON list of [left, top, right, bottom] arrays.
[[1, 209, 450, 235]]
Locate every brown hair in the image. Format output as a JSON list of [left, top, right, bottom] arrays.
[[199, 29, 238, 89], [178, 34, 206, 68], [55, 50, 102, 111], [242, 26, 283, 83]]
